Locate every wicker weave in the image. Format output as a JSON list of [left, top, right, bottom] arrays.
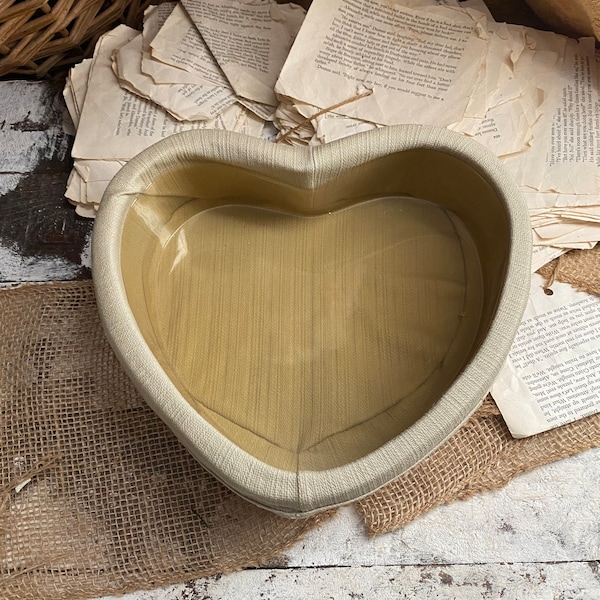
[[0, 0, 156, 77]]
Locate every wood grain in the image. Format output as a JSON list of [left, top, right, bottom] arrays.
[[0, 80, 92, 283], [0, 170, 92, 282]]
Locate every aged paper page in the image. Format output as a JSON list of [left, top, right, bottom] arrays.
[[149, 2, 231, 88], [232, 107, 267, 138], [502, 36, 598, 194], [63, 58, 93, 129], [492, 274, 600, 438], [63, 79, 78, 131], [72, 26, 241, 161], [115, 34, 236, 121], [313, 112, 378, 144], [274, 99, 317, 144], [236, 96, 275, 121], [140, 2, 200, 86], [181, 0, 305, 105], [287, 101, 378, 144], [533, 222, 600, 247], [275, 0, 488, 127], [452, 24, 540, 157], [65, 159, 126, 216], [531, 245, 568, 272], [141, 1, 176, 57], [525, 191, 600, 209]]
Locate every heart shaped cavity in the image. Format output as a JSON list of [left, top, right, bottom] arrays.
[[93, 126, 531, 516]]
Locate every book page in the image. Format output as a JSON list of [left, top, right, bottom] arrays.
[[273, 99, 317, 144], [140, 2, 202, 86], [141, 0, 176, 53], [63, 58, 93, 129], [235, 96, 274, 120], [531, 245, 567, 272], [115, 34, 236, 122], [182, 0, 305, 105], [534, 222, 600, 247], [275, 0, 488, 127], [525, 191, 600, 209], [65, 159, 126, 216], [491, 274, 600, 437], [62, 80, 78, 131], [313, 112, 378, 144], [502, 36, 599, 194], [149, 3, 231, 87], [451, 24, 540, 157], [291, 101, 378, 144], [72, 25, 241, 161]]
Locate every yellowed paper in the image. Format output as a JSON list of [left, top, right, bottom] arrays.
[[455, 25, 541, 156], [149, 2, 231, 88], [232, 107, 267, 138], [63, 58, 93, 129], [492, 274, 600, 438], [71, 58, 93, 117], [459, 0, 494, 20], [502, 36, 598, 194], [115, 34, 236, 122], [140, 2, 201, 86], [533, 221, 600, 246], [530, 206, 600, 226], [236, 96, 275, 121], [72, 26, 239, 161], [273, 99, 317, 145], [525, 191, 600, 209], [313, 112, 379, 144], [275, 0, 488, 127], [289, 101, 378, 144], [65, 159, 126, 216], [62, 80, 78, 132], [182, 0, 305, 105]]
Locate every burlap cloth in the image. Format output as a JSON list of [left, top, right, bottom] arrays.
[[1, 246, 599, 599]]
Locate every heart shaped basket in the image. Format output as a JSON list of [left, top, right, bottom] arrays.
[[92, 125, 531, 517]]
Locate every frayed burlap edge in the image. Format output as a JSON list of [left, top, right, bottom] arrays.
[[0, 281, 335, 600]]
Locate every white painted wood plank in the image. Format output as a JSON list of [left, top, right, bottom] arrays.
[[97, 561, 600, 600], [0, 80, 71, 175], [0, 231, 91, 283], [288, 450, 600, 567], [91, 450, 600, 600]]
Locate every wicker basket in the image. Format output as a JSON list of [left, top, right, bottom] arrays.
[[0, 0, 155, 77]]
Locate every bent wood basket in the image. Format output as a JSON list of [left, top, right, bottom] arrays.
[[92, 126, 532, 517]]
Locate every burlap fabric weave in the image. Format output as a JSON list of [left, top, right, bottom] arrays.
[[0, 282, 331, 600], [1, 246, 599, 599]]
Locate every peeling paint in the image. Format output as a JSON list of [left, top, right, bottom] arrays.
[[80, 230, 93, 270], [93, 562, 600, 600], [439, 570, 454, 585], [0, 173, 24, 196], [0, 81, 71, 174], [0, 242, 83, 282]]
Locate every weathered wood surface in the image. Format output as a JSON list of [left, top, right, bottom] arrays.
[[0, 80, 92, 283], [97, 450, 600, 600], [102, 562, 600, 600]]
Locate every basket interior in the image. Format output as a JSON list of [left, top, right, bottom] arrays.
[[119, 150, 510, 471]]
